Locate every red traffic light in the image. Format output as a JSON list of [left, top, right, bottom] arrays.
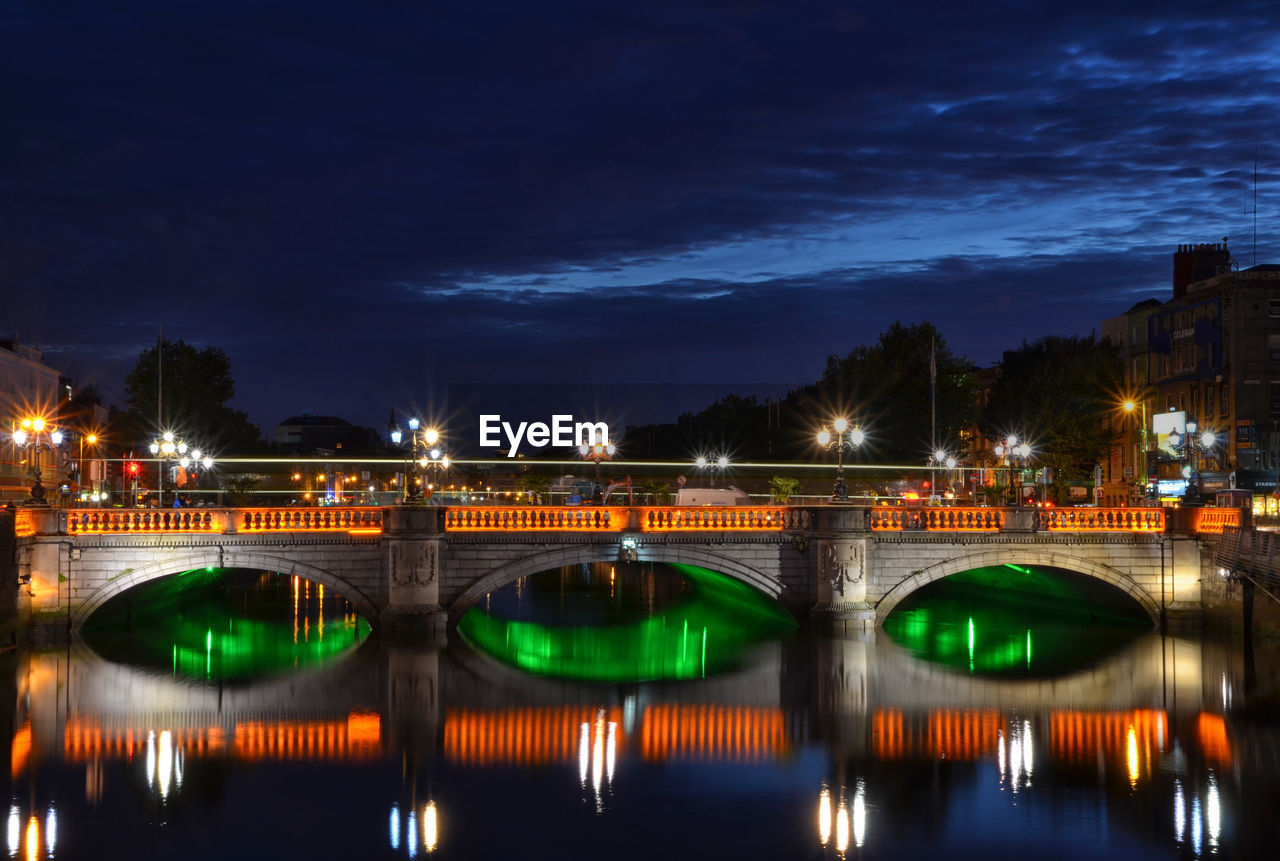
[[125, 461, 140, 476]]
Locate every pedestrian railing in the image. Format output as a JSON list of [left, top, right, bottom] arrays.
[[1039, 508, 1165, 532], [642, 507, 807, 532], [444, 506, 626, 531]]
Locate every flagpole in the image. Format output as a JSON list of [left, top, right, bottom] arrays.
[[930, 336, 937, 455]]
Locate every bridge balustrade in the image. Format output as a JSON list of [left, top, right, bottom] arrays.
[[68, 510, 223, 534], [444, 506, 626, 531], [1038, 507, 1165, 532], [1187, 507, 1241, 534], [869, 506, 1004, 532], [239, 507, 384, 533], [642, 507, 806, 532]]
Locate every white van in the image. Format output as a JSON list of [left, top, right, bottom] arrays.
[[674, 486, 752, 506]]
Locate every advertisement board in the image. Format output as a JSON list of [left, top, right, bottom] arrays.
[[1152, 410, 1186, 458]]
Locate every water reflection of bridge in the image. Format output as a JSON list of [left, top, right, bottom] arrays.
[[7, 632, 1239, 775]]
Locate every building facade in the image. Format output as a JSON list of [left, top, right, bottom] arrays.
[[0, 339, 68, 504], [1104, 242, 1280, 516]]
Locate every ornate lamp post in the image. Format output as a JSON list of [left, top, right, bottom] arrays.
[[993, 436, 1032, 505], [816, 418, 865, 502], [931, 449, 958, 501], [418, 429, 450, 498], [10, 417, 65, 506], [1168, 419, 1216, 506], [149, 431, 212, 508], [579, 442, 616, 500]]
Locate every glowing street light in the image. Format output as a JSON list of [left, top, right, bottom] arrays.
[[816, 417, 865, 502], [149, 431, 212, 507], [10, 416, 65, 505], [580, 441, 617, 499]]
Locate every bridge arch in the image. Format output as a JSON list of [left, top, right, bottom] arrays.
[[874, 549, 1160, 626], [70, 549, 379, 634], [448, 543, 783, 625]]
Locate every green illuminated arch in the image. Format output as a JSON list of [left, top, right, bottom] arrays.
[[875, 550, 1160, 625], [71, 550, 378, 634], [447, 543, 784, 626]]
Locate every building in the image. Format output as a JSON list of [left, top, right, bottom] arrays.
[[1103, 241, 1280, 517]]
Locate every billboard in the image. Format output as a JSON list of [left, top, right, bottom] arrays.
[[1152, 410, 1186, 458]]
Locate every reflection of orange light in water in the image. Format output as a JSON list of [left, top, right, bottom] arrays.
[[640, 705, 785, 761], [445, 707, 624, 765], [1197, 713, 1232, 766], [11, 721, 31, 777], [872, 709, 1004, 761], [1050, 709, 1164, 777], [61, 712, 379, 762], [24, 816, 37, 861]]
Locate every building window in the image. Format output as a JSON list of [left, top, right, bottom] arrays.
[[1270, 334, 1280, 363], [1206, 385, 1215, 418], [1270, 299, 1280, 317], [1272, 383, 1280, 416], [1223, 384, 1230, 416]]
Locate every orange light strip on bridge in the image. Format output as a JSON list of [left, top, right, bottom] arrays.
[[1040, 508, 1166, 532], [870, 508, 1004, 532], [444, 507, 628, 532], [1188, 508, 1241, 534], [641, 507, 804, 532], [13, 510, 36, 537]]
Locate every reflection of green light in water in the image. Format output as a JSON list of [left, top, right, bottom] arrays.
[[884, 564, 1150, 677], [457, 563, 796, 682], [83, 570, 371, 682]]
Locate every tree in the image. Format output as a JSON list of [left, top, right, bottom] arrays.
[[980, 334, 1122, 503], [120, 339, 265, 454], [769, 475, 800, 504], [812, 322, 976, 463], [518, 472, 551, 503], [641, 480, 672, 505]]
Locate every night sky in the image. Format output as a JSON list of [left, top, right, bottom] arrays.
[[5, 0, 1278, 435]]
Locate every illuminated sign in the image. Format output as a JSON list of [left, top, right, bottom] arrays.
[[1152, 411, 1186, 458]]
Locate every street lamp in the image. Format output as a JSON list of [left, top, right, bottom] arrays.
[[816, 417, 865, 502], [149, 431, 212, 508], [931, 449, 958, 501], [1168, 419, 1216, 505], [993, 436, 1032, 505], [418, 439, 450, 496], [10, 417, 65, 505], [1122, 397, 1151, 499], [579, 442, 616, 499]]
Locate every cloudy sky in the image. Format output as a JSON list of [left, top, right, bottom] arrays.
[[4, 0, 1278, 434]]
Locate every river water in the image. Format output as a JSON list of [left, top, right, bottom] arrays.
[[4, 564, 1278, 859]]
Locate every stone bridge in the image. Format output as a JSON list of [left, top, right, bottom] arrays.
[[3, 504, 1241, 638]]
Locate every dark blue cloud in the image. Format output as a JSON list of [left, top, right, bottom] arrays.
[[4, 0, 1278, 431]]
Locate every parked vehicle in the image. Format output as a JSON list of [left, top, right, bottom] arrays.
[[674, 486, 752, 506]]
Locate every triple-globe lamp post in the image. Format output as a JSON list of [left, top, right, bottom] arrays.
[[1167, 419, 1216, 505], [149, 432, 213, 508], [816, 418, 865, 502], [10, 417, 65, 506], [993, 436, 1032, 505]]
